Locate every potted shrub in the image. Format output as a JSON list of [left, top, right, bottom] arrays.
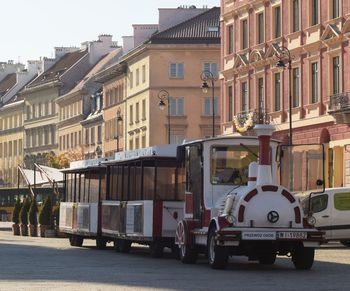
[[12, 197, 21, 236], [28, 197, 38, 237], [39, 196, 53, 237], [19, 197, 30, 236]]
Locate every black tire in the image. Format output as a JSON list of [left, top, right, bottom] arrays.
[[75, 236, 84, 247], [96, 237, 107, 250], [113, 239, 120, 252], [118, 239, 132, 253], [150, 241, 164, 258], [258, 253, 276, 265], [292, 247, 314, 270], [176, 220, 197, 264], [207, 227, 228, 269], [69, 236, 75, 246], [340, 240, 350, 247]]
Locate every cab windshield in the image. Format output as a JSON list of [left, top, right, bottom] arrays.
[[211, 145, 258, 185]]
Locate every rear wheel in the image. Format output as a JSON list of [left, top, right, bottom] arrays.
[[113, 239, 120, 252], [96, 237, 107, 250], [292, 246, 314, 270], [176, 220, 197, 264], [69, 235, 83, 247], [207, 227, 228, 269], [340, 240, 350, 247]]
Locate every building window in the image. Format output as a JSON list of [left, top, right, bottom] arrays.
[[136, 68, 140, 86], [241, 82, 248, 112], [274, 73, 281, 111], [85, 128, 89, 145], [19, 139, 22, 155], [228, 25, 234, 54], [292, 67, 300, 107], [141, 135, 146, 148], [32, 104, 36, 119], [204, 97, 218, 116], [332, 0, 340, 19], [129, 72, 133, 89], [257, 13, 264, 44], [170, 134, 185, 145], [169, 63, 184, 79], [242, 19, 248, 49], [142, 65, 146, 83], [203, 63, 218, 78], [292, 0, 300, 32], [311, 0, 319, 26], [333, 56, 340, 95], [228, 85, 233, 122], [274, 6, 281, 38], [170, 97, 184, 116], [97, 126, 102, 144], [258, 77, 264, 112], [142, 99, 146, 120], [311, 62, 319, 103], [136, 102, 140, 122], [129, 105, 133, 124]]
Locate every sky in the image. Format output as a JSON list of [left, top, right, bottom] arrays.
[[1, 0, 220, 64]]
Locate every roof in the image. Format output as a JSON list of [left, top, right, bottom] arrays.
[[0, 73, 16, 96], [28, 49, 88, 87], [149, 7, 220, 44]]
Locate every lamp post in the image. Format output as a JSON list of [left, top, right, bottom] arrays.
[[158, 89, 170, 144], [201, 70, 215, 137], [275, 46, 293, 146], [115, 109, 123, 152]]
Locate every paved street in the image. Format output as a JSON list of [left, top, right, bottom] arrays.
[[1, 230, 350, 291]]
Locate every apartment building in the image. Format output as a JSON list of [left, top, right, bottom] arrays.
[[221, 0, 350, 187]]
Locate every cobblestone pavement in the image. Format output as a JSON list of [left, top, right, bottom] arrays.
[[1, 230, 350, 291]]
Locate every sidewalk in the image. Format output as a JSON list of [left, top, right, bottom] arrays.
[[0, 221, 12, 231]]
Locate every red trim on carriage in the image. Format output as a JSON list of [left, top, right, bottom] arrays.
[[153, 201, 163, 237], [238, 205, 245, 222], [294, 207, 301, 224], [282, 189, 296, 203], [244, 189, 258, 202], [261, 185, 278, 192]]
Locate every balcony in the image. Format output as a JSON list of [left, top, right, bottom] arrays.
[[328, 92, 350, 124]]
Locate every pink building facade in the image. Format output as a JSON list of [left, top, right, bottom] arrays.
[[220, 0, 350, 187]]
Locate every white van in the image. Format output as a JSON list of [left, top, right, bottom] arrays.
[[300, 187, 350, 247]]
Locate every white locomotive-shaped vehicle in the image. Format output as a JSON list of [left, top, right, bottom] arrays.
[[175, 124, 324, 269]]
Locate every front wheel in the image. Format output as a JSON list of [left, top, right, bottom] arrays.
[[118, 239, 132, 253], [292, 246, 314, 270], [207, 227, 228, 269], [96, 237, 107, 250], [176, 220, 197, 264]]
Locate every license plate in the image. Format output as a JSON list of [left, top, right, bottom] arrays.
[[242, 231, 276, 240], [277, 231, 307, 239]]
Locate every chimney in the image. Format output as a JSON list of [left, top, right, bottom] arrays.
[[254, 124, 275, 185]]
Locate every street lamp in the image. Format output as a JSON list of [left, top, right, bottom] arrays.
[[275, 45, 293, 146], [115, 109, 123, 152], [201, 70, 215, 137], [158, 89, 171, 144]]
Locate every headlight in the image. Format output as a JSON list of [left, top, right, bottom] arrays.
[[307, 215, 316, 226], [226, 215, 236, 225]]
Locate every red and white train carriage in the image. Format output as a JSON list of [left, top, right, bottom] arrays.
[[175, 124, 324, 269]]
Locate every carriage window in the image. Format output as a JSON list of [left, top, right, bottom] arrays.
[[129, 164, 136, 200], [143, 167, 155, 200], [100, 172, 106, 201], [117, 166, 123, 200], [176, 167, 186, 201], [89, 172, 100, 203], [156, 166, 177, 200], [80, 174, 86, 202], [66, 173, 73, 202], [211, 145, 258, 185]]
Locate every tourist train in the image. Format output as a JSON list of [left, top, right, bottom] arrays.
[[59, 124, 325, 269]]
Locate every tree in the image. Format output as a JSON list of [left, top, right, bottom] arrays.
[[39, 196, 53, 227], [19, 197, 31, 225], [12, 197, 21, 224], [28, 197, 38, 225]]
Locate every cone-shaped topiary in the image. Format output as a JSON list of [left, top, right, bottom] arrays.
[[19, 197, 31, 225], [12, 197, 21, 224], [39, 196, 52, 227], [28, 197, 38, 225]]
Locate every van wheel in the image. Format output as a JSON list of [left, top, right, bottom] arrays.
[[176, 220, 197, 264], [292, 246, 314, 270], [96, 237, 107, 249], [340, 240, 350, 247], [258, 253, 276, 265], [207, 226, 228, 269]]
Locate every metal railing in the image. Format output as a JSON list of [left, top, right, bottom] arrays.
[[235, 109, 270, 126]]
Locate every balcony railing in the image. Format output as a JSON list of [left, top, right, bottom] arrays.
[[329, 92, 350, 112]]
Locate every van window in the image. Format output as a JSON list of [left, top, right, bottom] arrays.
[[309, 194, 328, 213], [334, 192, 350, 211]]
